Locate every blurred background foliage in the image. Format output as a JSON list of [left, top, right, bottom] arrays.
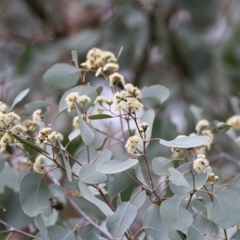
[[1, 0, 240, 179]]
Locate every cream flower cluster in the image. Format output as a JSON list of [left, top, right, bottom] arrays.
[[193, 154, 210, 174], [33, 155, 45, 174], [81, 48, 118, 75], [65, 92, 91, 112], [125, 135, 142, 155], [226, 115, 240, 130], [37, 127, 63, 144]]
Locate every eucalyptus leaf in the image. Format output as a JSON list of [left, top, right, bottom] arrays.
[[192, 200, 207, 217], [187, 213, 213, 240], [88, 114, 113, 120], [152, 157, 173, 176], [96, 86, 103, 96], [143, 204, 169, 240], [43, 63, 79, 89], [141, 85, 170, 108], [77, 108, 95, 145], [9, 88, 30, 110], [47, 225, 81, 240], [97, 159, 138, 174], [20, 172, 50, 217], [211, 122, 231, 134], [160, 198, 193, 231], [0, 153, 6, 173], [106, 202, 137, 238], [94, 149, 112, 164], [68, 129, 81, 141], [169, 162, 208, 195], [23, 100, 49, 116], [160, 136, 210, 148], [85, 231, 107, 240], [0, 164, 19, 193], [78, 181, 113, 216], [79, 164, 107, 184], [228, 175, 240, 196], [35, 213, 51, 240], [12, 134, 49, 155], [58, 141, 72, 182], [71, 50, 79, 68], [210, 189, 240, 229], [130, 188, 146, 209], [169, 167, 190, 188]]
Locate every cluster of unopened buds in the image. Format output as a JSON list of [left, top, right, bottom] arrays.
[[207, 173, 219, 185]]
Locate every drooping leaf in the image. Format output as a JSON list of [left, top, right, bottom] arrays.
[[169, 162, 208, 195], [130, 188, 146, 209], [78, 181, 113, 216], [58, 141, 72, 182], [20, 172, 50, 217], [169, 167, 190, 188], [211, 122, 231, 134], [143, 204, 169, 240], [186, 213, 213, 240], [43, 63, 79, 89], [209, 189, 240, 229], [96, 86, 103, 96], [228, 175, 240, 196], [23, 100, 49, 116], [152, 157, 173, 176], [68, 129, 81, 141], [0, 164, 19, 193], [107, 170, 136, 200], [106, 202, 137, 238], [97, 159, 138, 174], [77, 108, 95, 145], [160, 136, 210, 148], [88, 114, 113, 120], [135, 164, 149, 188], [12, 134, 49, 155], [85, 231, 107, 240], [0, 153, 6, 173], [141, 85, 170, 108], [35, 213, 51, 240], [79, 164, 107, 184], [94, 149, 112, 164], [71, 50, 79, 69], [9, 88, 30, 110], [160, 198, 193, 231], [59, 85, 97, 112]]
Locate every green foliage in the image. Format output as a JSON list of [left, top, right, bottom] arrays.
[[1, 47, 240, 240]]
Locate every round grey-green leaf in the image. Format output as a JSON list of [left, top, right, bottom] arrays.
[[152, 157, 173, 176], [187, 213, 213, 240], [209, 189, 240, 229], [143, 204, 169, 240], [160, 198, 193, 231], [106, 202, 137, 238], [79, 164, 107, 184], [141, 85, 170, 108], [160, 135, 210, 148], [97, 159, 139, 174], [20, 172, 50, 217], [43, 63, 79, 89]]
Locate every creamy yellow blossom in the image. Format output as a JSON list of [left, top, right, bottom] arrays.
[[195, 119, 209, 132], [125, 135, 142, 154], [33, 155, 45, 174], [108, 73, 125, 87], [193, 154, 210, 174], [226, 115, 240, 130]]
